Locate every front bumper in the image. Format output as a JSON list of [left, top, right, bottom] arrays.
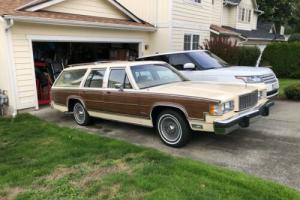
[[214, 101, 275, 135]]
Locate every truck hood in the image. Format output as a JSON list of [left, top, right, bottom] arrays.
[[144, 81, 259, 102], [200, 66, 274, 76]]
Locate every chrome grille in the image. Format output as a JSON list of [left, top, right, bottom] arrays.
[[261, 74, 277, 84], [239, 91, 258, 111]]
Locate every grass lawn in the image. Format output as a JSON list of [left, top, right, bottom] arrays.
[[0, 114, 299, 200], [279, 79, 300, 98]]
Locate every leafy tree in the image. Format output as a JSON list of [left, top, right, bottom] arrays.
[[257, 0, 297, 32]]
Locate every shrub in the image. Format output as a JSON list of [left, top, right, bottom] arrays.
[[288, 33, 300, 42], [203, 37, 260, 66], [237, 46, 261, 66], [284, 84, 300, 100], [261, 42, 300, 78]]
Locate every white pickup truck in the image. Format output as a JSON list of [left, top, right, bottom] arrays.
[[138, 50, 279, 98]]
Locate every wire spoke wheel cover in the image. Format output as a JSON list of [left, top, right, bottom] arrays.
[[74, 103, 86, 125], [158, 114, 183, 145]]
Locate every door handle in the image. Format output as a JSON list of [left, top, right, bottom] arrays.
[[106, 91, 111, 94]]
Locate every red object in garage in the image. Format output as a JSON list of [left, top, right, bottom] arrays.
[[35, 61, 52, 105]]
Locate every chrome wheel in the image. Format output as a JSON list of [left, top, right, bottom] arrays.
[[158, 114, 182, 145], [74, 103, 86, 125]]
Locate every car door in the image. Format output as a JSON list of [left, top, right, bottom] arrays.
[[80, 69, 106, 112], [103, 68, 141, 117]]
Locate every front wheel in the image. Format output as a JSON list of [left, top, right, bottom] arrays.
[[73, 102, 91, 126], [156, 110, 191, 147]]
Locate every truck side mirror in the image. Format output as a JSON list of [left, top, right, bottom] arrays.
[[183, 63, 195, 70]]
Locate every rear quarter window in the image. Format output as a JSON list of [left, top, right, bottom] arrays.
[[54, 69, 87, 87]]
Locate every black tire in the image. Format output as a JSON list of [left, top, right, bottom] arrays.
[[73, 102, 91, 126], [156, 109, 191, 147]]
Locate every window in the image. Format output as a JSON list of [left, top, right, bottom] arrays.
[[55, 69, 87, 87], [168, 53, 194, 70], [239, 7, 252, 23], [84, 69, 105, 88], [184, 34, 200, 50], [131, 64, 184, 89], [108, 69, 132, 89]]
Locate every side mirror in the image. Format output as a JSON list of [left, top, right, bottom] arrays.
[[114, 83, 124, 91], [183, 63, 195, 70]]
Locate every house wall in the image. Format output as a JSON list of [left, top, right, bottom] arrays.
[[236, 0, 256, 30], [211, 0, 223, 26], [171, 0, 215, 50], [10, 22, 152, 110], [43, 0, 128, 20], [222, 6, 237, 28], [0, 18, 17, 115]]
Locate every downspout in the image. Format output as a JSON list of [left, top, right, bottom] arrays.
[[4, 18, 18, 117]]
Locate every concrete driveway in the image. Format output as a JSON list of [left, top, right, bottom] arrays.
[[31, 100, 300, 190]]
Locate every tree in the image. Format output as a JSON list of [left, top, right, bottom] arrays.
[[256, 0, 297, 32]]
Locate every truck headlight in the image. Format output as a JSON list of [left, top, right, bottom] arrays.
[[236, 76, 263, 83], [210, 101, 234, 116]]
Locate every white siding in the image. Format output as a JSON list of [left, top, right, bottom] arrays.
[[236, 0, 256, 30], [222, 7, 237, 28], [211, 0, 223, 26], [10, 22, 151, 110], [171, 0, 214, 51], [44, 0, 128, 19]]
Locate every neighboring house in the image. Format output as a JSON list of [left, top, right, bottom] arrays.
[[0, 0, 156, 115], [210, 0, 285, 46]]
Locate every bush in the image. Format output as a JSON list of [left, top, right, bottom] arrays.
[[261, 42, 300, 78], [288, 33, 300, 42], [203, 37, 260, 66], [237, 46, 261, 66], [284, 84, 300, 100]]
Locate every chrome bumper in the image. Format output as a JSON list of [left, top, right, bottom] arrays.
[[214, 101, 275, 135]]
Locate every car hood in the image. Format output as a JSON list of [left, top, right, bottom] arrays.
[[144, 81, 259, 102], [205, 66, 274, 76]]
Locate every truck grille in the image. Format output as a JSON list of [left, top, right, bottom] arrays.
[[239, 91, 258, 111], [261, 74, 277, 84]]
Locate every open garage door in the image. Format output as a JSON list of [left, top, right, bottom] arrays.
[[32, 41, 139, 106]]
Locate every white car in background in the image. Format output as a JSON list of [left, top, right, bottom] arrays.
[[138, 50, 279, 98]]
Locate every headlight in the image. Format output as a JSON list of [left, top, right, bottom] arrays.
[[236, 76, 263, 83], [210, 100, 234, 116]]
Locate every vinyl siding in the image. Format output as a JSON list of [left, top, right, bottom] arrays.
[[222, 6, 237, 28], [44, 0, 128, 20], [211, 0, 223, 26], [10, 22, 151, 110], [236, 0, 256, 30]]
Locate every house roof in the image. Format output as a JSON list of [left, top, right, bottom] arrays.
[[224, 26, 285, 41], [210, 24, 241, 36], [0, 0, 155, 31]]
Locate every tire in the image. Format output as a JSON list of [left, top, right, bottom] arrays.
[[156, 109, 191, 147], [73, 102, 91, 126]]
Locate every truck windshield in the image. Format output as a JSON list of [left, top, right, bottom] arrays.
[[131, 64, 186, 89], [189, 51, 229, 69]]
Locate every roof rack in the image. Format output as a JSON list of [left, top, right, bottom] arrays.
[[68, 61, 113, 67]]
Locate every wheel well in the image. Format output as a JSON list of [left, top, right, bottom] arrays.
[[151, 106, 187, 126], [68, 99, 81, 112]]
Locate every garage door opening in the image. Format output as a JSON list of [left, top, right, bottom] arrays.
[[32, 41, 139, 106]]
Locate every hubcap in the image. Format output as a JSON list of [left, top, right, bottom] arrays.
[[74, 104, 85, 124], [159, 114, 182, 144]]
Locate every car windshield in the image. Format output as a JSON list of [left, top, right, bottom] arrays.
[[131, 64, 185, 89], [189, 51, 229, 69]]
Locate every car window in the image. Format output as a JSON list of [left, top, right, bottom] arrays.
[[131, 64, 185, 89], [189, 51, 229, 69], [55, 69, 87, 87], [138, 55, 169, 63], [84, 69, 105, 88], [168, 54, 194, 70], [108, 69, 132, 89]]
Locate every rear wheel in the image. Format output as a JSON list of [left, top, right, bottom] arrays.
[[73, 102, 90, 126], [156, 110, 191, 147]]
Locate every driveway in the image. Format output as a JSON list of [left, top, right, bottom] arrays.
[[31, 100, 300, 190]]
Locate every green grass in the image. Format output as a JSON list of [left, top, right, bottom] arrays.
[[0, 114, 299, 200], [279, 79, 300, 98]]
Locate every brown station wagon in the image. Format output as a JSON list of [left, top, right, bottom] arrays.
[[51, 61, 274, 147]]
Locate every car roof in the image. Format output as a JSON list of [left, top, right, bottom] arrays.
[[64, 61, 166, 71], [138, 50, 207, 59]]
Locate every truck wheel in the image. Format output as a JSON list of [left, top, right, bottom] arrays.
[[156, 110, 191, 147], [73, 102, 90, 126]]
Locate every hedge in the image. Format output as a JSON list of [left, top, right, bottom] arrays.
[[288, 33, 300, 42], [237, 46, 261, 66], [261, 42, 300, 78], [285, 84, 300, 100]]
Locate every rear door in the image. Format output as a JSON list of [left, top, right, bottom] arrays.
[[81, 69, 106, 112], [103, 68, 141, 117]]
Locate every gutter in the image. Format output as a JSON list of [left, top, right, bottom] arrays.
[[4, 15, 156, 32]]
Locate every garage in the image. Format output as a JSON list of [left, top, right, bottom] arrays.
[[0, 0, 156, 115], [32, 41, 140, 106]]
